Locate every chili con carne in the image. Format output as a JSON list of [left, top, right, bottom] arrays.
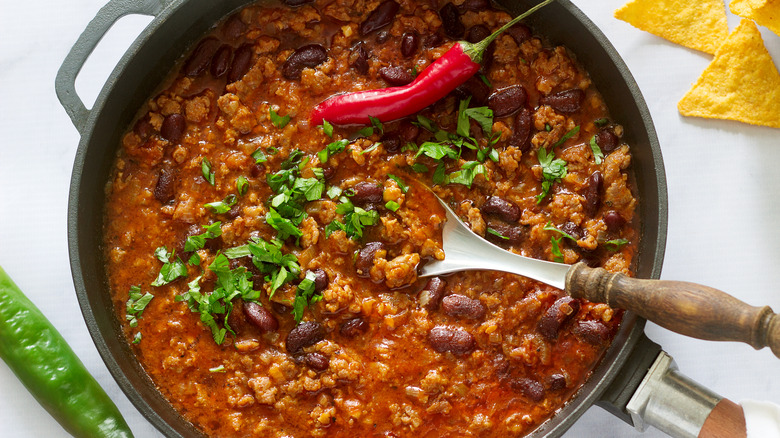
[[309, 0, 554, 126], [0, 265, 133, 438]]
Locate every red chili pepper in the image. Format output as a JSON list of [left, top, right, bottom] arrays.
[[309, 0, 554, 126]]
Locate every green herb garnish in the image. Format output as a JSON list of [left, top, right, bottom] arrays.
[[151, 247, 187, 287], [553, 126, 580, 148], [325, 199, 380, 239], [318, 139, 349, 164], [319, 120, 334, 137], [385, 200, 400, 212], [270, 107, 291, 129], [292, 270, 323, 322], [209, 365, 226, 373], [487, 228, 509, 240], [205, 194, 237, 214], [126, 285, 154, 328], [535, 147, 568, 204], [252, 148, 268, 164], [551, 235, 564, 263], [236, 176, 249, 196], [543, 221, 577, 241], [201, 158, 215, 186], [184, 222, 222, 252], [387, 174, 408, 193], [589, 136, 604, 165], [604, 238, 629, 251]]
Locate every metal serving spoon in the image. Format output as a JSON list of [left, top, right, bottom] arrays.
[[421, 198, 780, 359]]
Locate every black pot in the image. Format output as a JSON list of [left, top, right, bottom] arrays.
[[57, 0, 668, 436]]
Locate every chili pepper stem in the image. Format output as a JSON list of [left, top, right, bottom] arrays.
[[462, 0, 556, 63]]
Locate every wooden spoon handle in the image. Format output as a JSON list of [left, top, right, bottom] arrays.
[[566, 262, 780, 359], [699, 398, 746, 438]]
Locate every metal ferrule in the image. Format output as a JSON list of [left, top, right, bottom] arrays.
[[627, 351, 722, 438]]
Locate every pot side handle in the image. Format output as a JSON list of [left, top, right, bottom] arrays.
[[55, 0, 171, 134], [566, 263, 780, 359]]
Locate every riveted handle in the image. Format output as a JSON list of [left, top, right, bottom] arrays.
[[566, 262, 780, 359], [55, 0, 170, 134]]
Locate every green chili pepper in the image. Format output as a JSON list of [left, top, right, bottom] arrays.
[[0, 265, 133, 438]]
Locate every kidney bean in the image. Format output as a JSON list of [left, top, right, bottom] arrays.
[[321, 166, 335, 181], [210, 44, 232, 78], [227, 44, 253, 83], [460, 0, 491, 12], [400, 32, 419, 58], [537, 296, 580, 340], [506, 23, 532, 45], [250, 163, 264, 178], [424, 33, 444, 48], [493, 355, 511, 380], [418, 277, 446, 310], [548, 373, 568, 391], [604, 210, 626, 231], [573, 320, 610, 345], [488, 86, 527, 118], [582, 171, 603, 217], [398, 119, 420, 143], [154, 168, 176, 204], [183, 37, 220, 77], [509, 107, 532, 152], [222, 14, 246, 40], [379, 66, 414, 86], [485, 221, 524, 244], [350, 42, 370, 75], [283, 0, 313, 6], [380, 133, 401, 153], [243, 302, 279, 333], [428, 326, 475, 356], [442, 294, 486, 320], [559, 222, 583, 241], [286, 321, 325, 353], [376, 30, 390, 44], [439, 3, 465, 39], [511, 377, 545, 402], [595, 128, 619, 153], [282, 44, 328, 80], [355, 242, 385, 276], [360, 0, 400, 35], [304, 352, 330, 371], [134, 116, 153, 139], [307, 268, 329, 292], [271, 302, 290, 315], [466, 24, 490, 43], [351, 182, 384, 204], [481, 196, 521, 223], [340, 317, 369, 337], [540, 89, 585, 113], [453, 76, 490, 106], [161, 113, 185, 143]]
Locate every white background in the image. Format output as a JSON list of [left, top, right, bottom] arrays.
[[0, 0, 778, 437]]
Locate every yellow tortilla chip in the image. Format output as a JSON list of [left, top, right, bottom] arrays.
[[614, 0, 729, 54], [730, 0, 780, 37], [678, 20, 780, 129]]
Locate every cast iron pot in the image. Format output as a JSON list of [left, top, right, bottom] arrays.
[[58, 0, 669, 436]]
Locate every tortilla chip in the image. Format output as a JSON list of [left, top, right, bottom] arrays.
[[678, 20, 780, 128], [614, 0, 729, 54], [730, 0, 780, 37]]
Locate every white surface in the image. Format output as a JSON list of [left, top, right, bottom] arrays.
[[0, 0, 778, 437], [743, 400, 780, 438]]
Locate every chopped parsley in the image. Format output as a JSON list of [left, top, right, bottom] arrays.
[[385, 200, 401, 212], [487, 227, 509, 240], [151, 247, 187, 287], [175, 253, 261, 344], [317, 139, 349, 164], [132, 332, 142, 344], [551, 235, 564, 263], [269, 107, 291, 129], [387, 174, 408, 193], [369, 116, 384, 135], [292, 270, 323, 322], [589, 135, 604, 165], [326, 185, 343, 199], [205, 194, 237, 214], [325, 198, 380, 239], [553, 126, 580, 148], [209, 365, 226, 373], [184, 222, 222, 252], [543, 221, 577, 241], [604, 238, 629, 251], [252, 148, 268, 164], [535, 147, 567, 204], [359, 142, 381, 155], [126, 285, 154, 328], [447, 161, 487, 188], [201, 158, 215, 186], [410, 163, 429, 173], [319, 120, 334, 137], [594, 118, 609, 127]]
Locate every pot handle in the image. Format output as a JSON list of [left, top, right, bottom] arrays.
[[55, 0, 171, 134], [625, 351, 746, 438]]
